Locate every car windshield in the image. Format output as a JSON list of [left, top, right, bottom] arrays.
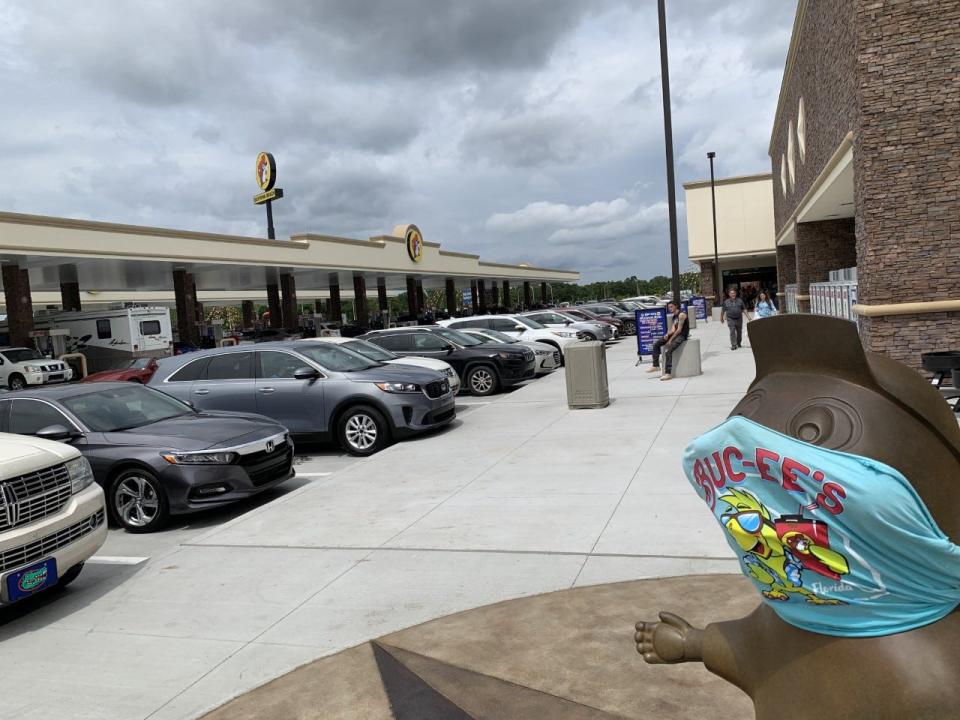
[[473, 329, 517, 344], [125, 358, 152, 369], [63, 384, 193, 432], [555, 312, 582, 323], [295, 343, 380, 371], [342, 339, 397, 362], [515, 317, 545, 330], [434, 328, 482, 346], [2, 348, 43, 363]]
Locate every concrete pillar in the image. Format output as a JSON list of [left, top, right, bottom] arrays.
[[266, 283, 282, 328], [192, 279, 202, 326], [776, 245, 797, 312], [2, 265, 34, 347], [329, 279, 342, 323], [490, 283, 499, 308], [502, 280, 510, 310], [406, 276, 418, 317], [280, 272, 298, 330], [377, 278, 389, 314], [60, 282, 82, 312], [242, 300, 255, 328], [540, 282, 549, 304], [315, 298, 324, 316], [416, 280, 426, 314], [445, 278, 457, 315], [523, 281, 532, 310], [795, 219, 856, 313], [477, 280, 487, 313], [470, 280, 479, 314], [353, 275, 369, 329], [172, 269, 198, 345]]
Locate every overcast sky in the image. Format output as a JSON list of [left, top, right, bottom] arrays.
[[1, 1, 796, 282]]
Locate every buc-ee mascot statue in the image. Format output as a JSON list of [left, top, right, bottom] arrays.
[[636, 315, 959, 719]]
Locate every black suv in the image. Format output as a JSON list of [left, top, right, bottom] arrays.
[[579, 304, 638, 335], [359, 326, 536, 397]]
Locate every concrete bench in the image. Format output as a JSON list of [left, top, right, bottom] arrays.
[[661, 337, 701, 377]]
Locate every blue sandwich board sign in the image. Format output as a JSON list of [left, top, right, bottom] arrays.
[[636, 307, 667, 356], [690, 296, 708, 321]]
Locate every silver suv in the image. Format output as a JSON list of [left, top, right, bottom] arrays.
[[149, 341, 456, 456]]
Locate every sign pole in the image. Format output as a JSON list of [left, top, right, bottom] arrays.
[[657, 0, 682, 306], [266, 200, 275, 240]]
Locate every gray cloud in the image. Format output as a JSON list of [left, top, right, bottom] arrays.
[[1, 0, 796, 282]]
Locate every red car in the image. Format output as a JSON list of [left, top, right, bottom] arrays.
[[82, 357, 160, 384], [563, 307, 625, 334]]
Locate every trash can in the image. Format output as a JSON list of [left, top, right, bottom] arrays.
[[564, 341, 609, 409]]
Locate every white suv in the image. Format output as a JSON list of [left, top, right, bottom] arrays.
[[0, 432, 107, 605], [0, 347, 74, 390], [439, 314, 581, 361]]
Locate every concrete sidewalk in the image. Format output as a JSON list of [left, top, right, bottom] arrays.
[[0, 318, 757, 720]]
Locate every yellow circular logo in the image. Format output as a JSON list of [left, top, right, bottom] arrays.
[[406, 226, 424, 263], [256, 152, 276, 191]]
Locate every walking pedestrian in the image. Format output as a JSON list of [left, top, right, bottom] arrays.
[[720, 288, 746, 350], [754, 291, 778, 318], [647, 301, 689, 381]]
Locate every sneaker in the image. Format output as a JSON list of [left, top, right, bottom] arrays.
[[731, 345, 737, 350], [646, 367, 660, 373], [660, 373, 673, 381]]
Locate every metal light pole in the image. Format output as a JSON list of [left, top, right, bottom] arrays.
[[707, 151, 721, 305], [657, 0, 682, 306]]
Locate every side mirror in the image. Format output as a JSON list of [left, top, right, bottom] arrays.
[[35, 424, 78, 442], [294, 367, 321, 380], [514, 325, 527, 333], [564, 320, 573, 325]]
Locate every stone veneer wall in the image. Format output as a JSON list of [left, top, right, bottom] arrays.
[[794, 219, 857, 313], [770, 1, 857, 234], [775, 245, 797, 310], [853, 0, 960, 366]]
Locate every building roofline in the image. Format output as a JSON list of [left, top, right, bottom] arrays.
[[682, 172, 773, 190], [768, 0, 808, 156]]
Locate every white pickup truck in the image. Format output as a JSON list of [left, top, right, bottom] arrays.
[[0, 346, 74, 390], [0, 433, 106, 605]]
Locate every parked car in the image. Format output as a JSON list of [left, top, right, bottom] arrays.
[[459, 329, 560, 375], [438, 314, 582, 359], [0, 346, 73, 390], [520, 310, 614, 342], [237, 328, 299, 344], [578, 304, 638, 335], [150, 341, 455, 456], [561, 307, 625, 336], [82, 357, 159, 384], [310, 336, 461, 395], [0, 431, 106, 604], [360, 326, 535, 397], [0, 383, 294, 532], [622, 295, 661, 305]]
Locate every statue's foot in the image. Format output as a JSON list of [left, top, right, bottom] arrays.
[[762, 589, 789, 601], [806, 596, 842, 605]]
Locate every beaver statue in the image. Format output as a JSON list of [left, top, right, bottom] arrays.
[[636, 314, 960, 719]]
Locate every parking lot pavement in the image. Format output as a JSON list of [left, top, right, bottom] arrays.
[[0, 319, 755, 720]]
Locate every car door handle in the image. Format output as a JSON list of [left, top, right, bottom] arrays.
[[258, 387, 276, 393], [194, 388, 210, 395]]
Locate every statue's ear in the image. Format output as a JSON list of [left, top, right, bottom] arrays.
[[746, 315, 881, 390]]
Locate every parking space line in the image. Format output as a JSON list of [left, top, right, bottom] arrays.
[[87, 555, 150, 566], [293, 472, 333, 477]]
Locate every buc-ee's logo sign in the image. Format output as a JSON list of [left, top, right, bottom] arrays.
[[256, 152, 276, 191], [397, 224, 423, 263]]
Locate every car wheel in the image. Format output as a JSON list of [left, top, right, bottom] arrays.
[[338, 405, 389, 456], [8, 374, 25, 391], [58, 562, 85, 589], [109, 469, 169, 533], [624, 320, 637, 335], [466, 365, 500, 396], [583, 332, 597, 341]]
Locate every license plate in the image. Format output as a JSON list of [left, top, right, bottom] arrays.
[[48, 374, 64, 381], [6, 558, 58, 601]]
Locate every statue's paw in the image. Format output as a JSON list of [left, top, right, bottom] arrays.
[[634, 612, 695, 664], [806, 596, 842, 605], [762, 590, 789, 601]]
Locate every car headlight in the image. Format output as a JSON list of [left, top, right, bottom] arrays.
[[375, 381, 422, 393], [495, 351, 518, 360], [535, 349, 552, 356], [22, 365, 37, 373], [66, 456, 95, 493], [162, 451, 238, 465], [442, 368, 455, 378], [551, 331, 576, 338]]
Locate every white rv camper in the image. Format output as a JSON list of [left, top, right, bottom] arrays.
[[32, 306, 174, 373]]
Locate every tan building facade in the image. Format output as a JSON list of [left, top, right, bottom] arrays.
[[684, 173, 777, 304]]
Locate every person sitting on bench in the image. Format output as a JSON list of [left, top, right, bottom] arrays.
[[648, 301, 688, 381]]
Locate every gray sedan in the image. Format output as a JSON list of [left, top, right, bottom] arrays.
[[149, 341, 456, 456]]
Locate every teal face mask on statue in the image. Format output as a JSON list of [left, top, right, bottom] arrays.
[[683, 415, 960, 638]]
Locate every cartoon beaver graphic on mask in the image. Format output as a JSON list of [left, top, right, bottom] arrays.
[[635, 315, 960, 719]]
